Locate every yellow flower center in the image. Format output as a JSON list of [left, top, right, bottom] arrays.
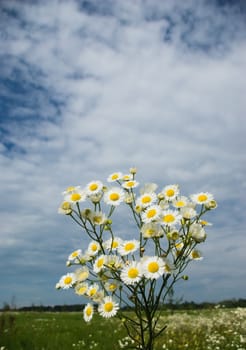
[[89, 183, 98, 191], [148, 262, 159, 273], [142, 195, 151, 204], [147, 229, 155, 236], [89, 288, 97, 296], [64, 276, 72, 285], [166, 189, 175, 197], [86, 306, 92, 316], [125, 242, 135, 251], [109, 284, 117, 291], [97, 258, 104, 268], [112, 241, 119, 248], [61, 201, 71, 210], [71, 251, 79, 257], [77, 286, 87, 294], [104, 302, 113, 312], [93, 216, 102, 224], [147, 209, 157, 218], [128, 268, 139, 279], [111, 174, 119, 180], [126, 181, 135, 187], [91, 243, 98, 251], [70, 193, 81, 201], [66, 186, 75, 192], [78, 271, 89, 280], [163, 214, 175, 223], [191, 251, 200, 259], [176, 201, 185, 207], [109, 193, 120, 201], [198, 194, 208, 202]]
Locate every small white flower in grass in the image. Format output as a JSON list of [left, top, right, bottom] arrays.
[[142, 256, 165, 280], [59, 273, 76, 289], [93, 255, 107, 273], [98, 296, 119, 318], [68, 249, 83, 263], [120, 261, 142, 285], [85, 180, 103, 195], [122, 180, 139, 190], [75, 282, 88, 295], [118, 240, 140, 256], [161, 210, 182, 227], [74, 266, 89, 282], [189, 249, 203, 260], [103, 237, 123, 250], [173, 196, 189, 208], [87, 241, 101, 256], [141, 205, 162, 223], [83, 303, 94, 322], [104, 187, 125, 206], [107, 172, 123, 182], [141, 223, 163, 238], [162, 185, 179, 200], [136, 192, 157, 208], [190, 192, 214, 205]]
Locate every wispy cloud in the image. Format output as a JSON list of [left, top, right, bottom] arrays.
[[0, 0, 246, 306]]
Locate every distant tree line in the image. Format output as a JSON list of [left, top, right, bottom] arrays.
[[1, 298, 246, 312]]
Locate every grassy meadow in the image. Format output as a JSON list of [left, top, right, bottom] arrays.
[[0, 307, 245, 350]]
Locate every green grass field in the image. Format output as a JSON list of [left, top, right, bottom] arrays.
[[0, 308, 245, 350]]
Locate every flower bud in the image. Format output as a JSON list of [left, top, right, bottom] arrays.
[[182, 275, 189, 280], [205, 200, 217, 209], [130, 167, 137, 175]]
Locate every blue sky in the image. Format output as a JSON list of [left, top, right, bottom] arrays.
[[0, 0, 246, 307]]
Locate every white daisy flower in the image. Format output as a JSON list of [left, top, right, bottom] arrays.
[[141, 205, 162, 223], [142, 256, 165, 280], [161, 210, 182, 227], [68, 249, 83, 263], [163, 258, 175, 274], [64, 189, 87, 204], [140, 223, 163, 239], [58, 201, 72, 215], [85, 180, 103, 196], [172, 196, 189, 208], [104, 281, 118, 292], [87, 283, 100, 298], [121, 174, 133, 181], [103, 237, 123, 251], [180, 207, 197, 220], [136, 192, 157, 208], [75, 282, 88, 296], [118, 240, 140, 256], [62, 186, 81, 195], [189, 223, 207, 243], [83, 303, 94, 322], [98, 296, 119, 318], [107, 172, 123, 182], [162, 185, 180, 200], [89, 211, 107, 225], [93, 255, 107, 273], [122, 180, 139, 190], [104, 187, 125, 206], [92, 290, 105, 303], [120, 261, 142, 285], [59, 273, 76, 289], [189, 249, 203, 260], [190, 192, 214, 205], [140, 183, 158, 194], [87, 241, 101, 256], [74, 266, 89, 282], [105, 255, 123, 269]]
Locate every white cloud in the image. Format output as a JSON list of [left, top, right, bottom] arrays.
[[0, 0, 246, 306]]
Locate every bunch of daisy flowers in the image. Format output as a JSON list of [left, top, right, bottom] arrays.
[[56, 168, 217, 350]]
